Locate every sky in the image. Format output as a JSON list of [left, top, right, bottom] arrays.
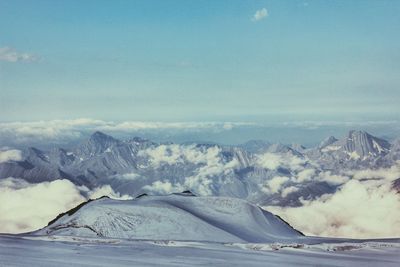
[[0, 0, 399, 123]]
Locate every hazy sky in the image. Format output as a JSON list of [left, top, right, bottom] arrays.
[[1, 0, 399, 122]]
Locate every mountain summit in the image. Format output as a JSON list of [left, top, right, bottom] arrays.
[[306, 130, 393, 168], [76, 131, 120, 156], [35, 194, 303, 243], [337, 130, 390, 158], [319, 136, 338, 149]]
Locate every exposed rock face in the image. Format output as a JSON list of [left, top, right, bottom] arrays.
[[319, 136, 338, 149]]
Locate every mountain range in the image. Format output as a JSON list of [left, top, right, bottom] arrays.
[[1, 130, 399, 207]]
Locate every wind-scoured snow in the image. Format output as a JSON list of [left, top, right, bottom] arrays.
[[0, 234, 399, 267], [2, 194, 400, 266], [34, 194, 303, 243]]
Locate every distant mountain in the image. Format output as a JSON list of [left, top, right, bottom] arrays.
[[75, 131, 121, 157], [1, 130, 399, 208], [318, 136, 338, 149], [316, 130, 390, 157], [307, 130, 394, 169], [337, 130, 390, 157], [240, 140, 271, 153]]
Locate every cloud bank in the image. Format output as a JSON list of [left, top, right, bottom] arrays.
[[0, 178, 85, 234], [1, 118, 398, 148], [0, 119, 254, 146], [0, 178, 133, 234], [267, 164, 400, 238]]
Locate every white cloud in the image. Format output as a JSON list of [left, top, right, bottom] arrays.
[[280, 120, 400, 128], [256, 153, 306, 171], [317, 171, 349, 185], [257, 153, 282, 170], [114, 172, 141, 181], [0, 47, 37, 62], [140, 144, 239, 196], [143, 180, 184, 195], [0, 178, 85, 234], [0, 118, 105, 143], [287, 155, 307, 170], [181, 145, 211, 164], [223, 122, 234, 130], [184, 147, 239, 196], [295, 168, 315, 183], [0, 119, 255, 145], [348, 163, 400, 182], [268, 177, 400, 238], [140, 144, 237, 168], [281, 186, 300, 197], [140, 145, 183, 167], [97, 121, 254, 132], [252, 8, 268, 22], [263, 176, 290, 194], [0, 178, 136, 234], [87, 185, 133, 200], [0, 149, 22, 163]]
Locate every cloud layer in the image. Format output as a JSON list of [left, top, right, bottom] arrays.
[[267, 164, 400, 238], [1, 119, 398, 149], [0, 178, 85, 233], [0, 178, 133, 234], [0, 119, 253, 146]]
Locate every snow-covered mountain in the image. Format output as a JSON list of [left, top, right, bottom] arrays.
[[0, 130, 399, 208], [318, 136, 338, 149], [317, 130, 390, 158], [35, 194, 303, 243], [306, 130, 394, 169]]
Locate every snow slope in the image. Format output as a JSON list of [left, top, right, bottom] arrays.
[[6, 194, 400, 266], [1, 234, 399, 267], [34, 194, 303, 243]]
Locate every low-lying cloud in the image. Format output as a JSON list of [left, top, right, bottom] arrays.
[[140, 144, 239, 196], [267, 164, 400, 238], [0, 178, 85, 234], [0, 148, 22, 163], [144, 181, 185, 195], [83, 184, 133, 200], [0, 178, 134, 234], [257, 153, 307, 171]]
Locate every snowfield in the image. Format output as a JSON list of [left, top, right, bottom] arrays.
[[1, 194, 399, 266], [0, 234, 399, 267]]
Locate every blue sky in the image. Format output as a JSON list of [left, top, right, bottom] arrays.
[[0, 0, 399, 122]]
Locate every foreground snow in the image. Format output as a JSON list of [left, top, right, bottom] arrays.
[[0, 234, 399, 267], [1, 195, 399, 266]]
